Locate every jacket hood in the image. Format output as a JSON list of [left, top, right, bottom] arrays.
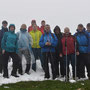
[[54, 26, 61, 34], [76, 28, 86, 33], [9, 24, 15, 30]]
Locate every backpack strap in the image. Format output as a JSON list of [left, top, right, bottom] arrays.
[[51, 33, 54, 39]]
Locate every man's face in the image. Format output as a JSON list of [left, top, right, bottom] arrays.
[[78, 26, 83, 32], [87, 26, 90, 31], [45, 26, 50, 33], [33, 25, 37, 31], [3, 24, 8, 28], [64, 28, 70, 34], [41, 21, 45, 26], [21, 25, 27, 30], [31, 21, 36, 26]]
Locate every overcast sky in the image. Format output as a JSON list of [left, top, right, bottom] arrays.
[[0, 0, 90, 33]]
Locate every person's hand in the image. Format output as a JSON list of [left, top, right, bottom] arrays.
[[45, 42, 49, 45], [59, 53, 63, 57], [48, 42, 51, 46], [45, 42, 51, 46], [76, 52, 79, 55], [2, 50, 5, 54]]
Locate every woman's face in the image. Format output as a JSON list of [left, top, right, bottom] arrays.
[[10, 26, 15, 31], [55, 29, 60, 34]]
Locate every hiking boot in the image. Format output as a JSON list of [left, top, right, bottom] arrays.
[[25, 72, 30, 75], [3, 76, 9, 78], [89, 77, 90, 80], [11, 74, 19, 78]]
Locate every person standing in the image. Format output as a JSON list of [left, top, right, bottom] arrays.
[[74, 24, 88, 79], [29, 24, 43, 71], [40, 20, 46, 34], [54, 26, 65, 78], [0, 20, 8, 74], [61, 27, 79, 80], [86, 23, 90, 80], [39, 24, 58, 79], [1, 24, 20, 78], [17, 24, 33, 75], [28, 20, 40, 33]]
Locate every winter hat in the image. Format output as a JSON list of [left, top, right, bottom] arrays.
[[9, 24, 15, 30], [2, 20, 8, 25]]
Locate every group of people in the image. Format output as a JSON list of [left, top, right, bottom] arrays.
[[0, 20, 90, 81]]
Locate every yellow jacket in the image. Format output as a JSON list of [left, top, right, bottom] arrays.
[[29, 30, 42, 48]]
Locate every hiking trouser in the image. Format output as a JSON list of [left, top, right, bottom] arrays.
[[32, 48, 44, 71], [3, 52, 20, 77], [42, 52, 56, 79], [18, 49, 31, 73]]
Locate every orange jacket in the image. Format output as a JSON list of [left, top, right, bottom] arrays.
[[40, 26, 45, 34]]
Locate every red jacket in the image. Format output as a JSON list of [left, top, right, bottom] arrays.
[[28, 26, 40, 32], [61, 33, 75, 55], [40, 26, 45, 34]]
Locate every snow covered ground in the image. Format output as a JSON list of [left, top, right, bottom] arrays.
[[0, 56, 88, 86], [0, 56, 45, 86]]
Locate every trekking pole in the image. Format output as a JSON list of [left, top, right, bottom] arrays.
[[75, 37, 77, 81], [65, 37, 68, 82]]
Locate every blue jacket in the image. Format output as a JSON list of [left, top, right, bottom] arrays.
[[17, 29, 33, 51], [74, 29, 88, 53], [1, 30, 18, 53], [39, 32, 58, 52], [86, 31, 90, 53], [0, 27, 8, 48]]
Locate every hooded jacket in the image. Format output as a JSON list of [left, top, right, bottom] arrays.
[[74, 29, 88, 53], [1, 29, 18, 53], [39, 31, 58, 52], [17, 29, 33, 50], [30, 30, 42, 48], [54, 27, 63, 54]]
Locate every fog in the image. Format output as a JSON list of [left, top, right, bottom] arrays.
[[0, 0, 90, 33]]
